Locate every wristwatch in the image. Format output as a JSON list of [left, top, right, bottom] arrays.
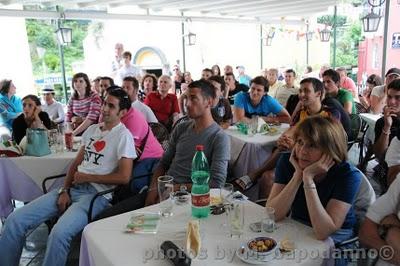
[[58, 187, 68, 195]]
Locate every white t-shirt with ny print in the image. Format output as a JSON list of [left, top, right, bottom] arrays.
[[78, 122, 137, 197]]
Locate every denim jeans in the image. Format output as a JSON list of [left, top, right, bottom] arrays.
[[0, 183, 110, 266]]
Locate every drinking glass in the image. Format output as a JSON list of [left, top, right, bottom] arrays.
[[227, 201, 245, 238], [158, 175, 174, 217], [262, 206, 276, 233], [48, 129, 58, 153], [220, 183, 234, 203], [250, 115, 259, 135]]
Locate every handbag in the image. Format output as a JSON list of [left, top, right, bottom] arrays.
[[25, 128, 51, 157]]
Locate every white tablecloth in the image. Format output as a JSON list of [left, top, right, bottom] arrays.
[[225, 124, 290, 179], [8, 151, 76, 187], [80, 190, 331, 266], [0, 151, 76, 218]]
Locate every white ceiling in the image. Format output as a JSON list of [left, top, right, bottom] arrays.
[[0, 0, 338, 24]]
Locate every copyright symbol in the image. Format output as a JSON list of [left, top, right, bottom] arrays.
[[379, 245, 394, 261]]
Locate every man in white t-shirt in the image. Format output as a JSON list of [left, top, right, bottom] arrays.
[[0, 89, 136, 266], [122, 76, 158, 123], [41, 86, 65, 124], [359, 175, 400, 265]]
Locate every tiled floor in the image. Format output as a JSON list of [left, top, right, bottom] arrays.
[[0, 144, 385, 266]]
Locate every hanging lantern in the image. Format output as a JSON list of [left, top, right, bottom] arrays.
[[263, 31, 275, 46], [306, 31, 314, 41], [361, 0, 385, 32], [185, 32, 196, 46], [55, 27, 72, 45], [319, 27, 331, 42], [361, 10, 381, 32]]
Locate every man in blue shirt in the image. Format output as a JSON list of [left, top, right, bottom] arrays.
[[233, 76, 290, 124]]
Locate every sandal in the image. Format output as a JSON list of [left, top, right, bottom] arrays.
[[234, 175, 253, 191]]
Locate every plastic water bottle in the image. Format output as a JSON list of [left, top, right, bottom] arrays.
[[191, 145, 210, 218]]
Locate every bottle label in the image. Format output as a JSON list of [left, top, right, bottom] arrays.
[[191, 192, 210, 207]]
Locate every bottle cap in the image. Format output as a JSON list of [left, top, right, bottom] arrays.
[[195, 145, 204, 151]]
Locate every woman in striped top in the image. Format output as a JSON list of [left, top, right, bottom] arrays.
[[66, 73, 102, 136]]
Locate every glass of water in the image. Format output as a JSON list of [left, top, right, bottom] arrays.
[[227, 201, 245, 238], [158, 175, 174, 217], [263, 206, 276, 233]]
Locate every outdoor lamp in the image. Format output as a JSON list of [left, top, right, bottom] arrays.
[[319, 28, 331, 42], [306, 31, 314, 41], [186, 32, 196, 46], [361, 11, 381, 32], [263, 31, 275, 46], [361, 0, 385, 32], [56, 27, 72, 45]]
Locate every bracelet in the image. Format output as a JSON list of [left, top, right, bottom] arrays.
[[382, 129, 390, 135], [303, 183, 317, 190]]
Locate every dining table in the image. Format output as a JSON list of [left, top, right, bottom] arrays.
[[0, 151, 76, 219], [224, 123, 290, 180], [80, 189, 333, 266]]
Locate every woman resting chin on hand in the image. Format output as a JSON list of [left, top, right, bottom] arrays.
[[12, 95, 52, 144], [267, 116, 362, 243]]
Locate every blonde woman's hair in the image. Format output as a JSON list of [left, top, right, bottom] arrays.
[[293, 115, 348, 163]]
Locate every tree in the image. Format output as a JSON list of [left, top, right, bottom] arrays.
[[317, 14, 362, 67], [26, 19, 90, 77]]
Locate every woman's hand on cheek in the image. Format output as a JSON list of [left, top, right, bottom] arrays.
[[303, 154, 334, 182], [289, 151, 303, 179]]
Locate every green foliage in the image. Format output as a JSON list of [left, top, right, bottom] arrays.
[[332, 21, 362, 67], [317, 15, 347, 27], [26, 19, 90, 78]]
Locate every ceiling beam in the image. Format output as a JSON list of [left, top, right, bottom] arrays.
[[0, 8, 304, 25], [213, 0, 333, 15], [198, 0, 289, 13], [255, 6, 331, 20]]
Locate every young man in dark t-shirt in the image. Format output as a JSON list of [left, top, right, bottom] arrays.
[[224, 72, 249, 104], [373, 79, 400, 186]]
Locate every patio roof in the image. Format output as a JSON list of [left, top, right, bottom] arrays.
[[0, 0, 337, 25]]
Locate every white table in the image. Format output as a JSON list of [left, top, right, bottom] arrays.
[[359, 113, 382, 142], [0, 151, 76, 218], [80, 190, 331, 266], [225, 124, 290, 179]]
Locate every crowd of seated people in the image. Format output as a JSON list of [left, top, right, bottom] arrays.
[[2, 61, 400, 266]]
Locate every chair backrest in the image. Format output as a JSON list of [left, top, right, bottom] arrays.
[[355, 102, 368, 114], [353, 170, 376, 232], [348, 113, 362, 142], [171, 115, 191, 132], [148, 122, 170, 150]]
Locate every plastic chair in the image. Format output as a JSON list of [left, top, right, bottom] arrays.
[[42, 172, 153, 224], [348, 114, 363, 151], [333, 170, 376, 264], [355, 102, 369, 115], [148, 122, 170, 151], [171, 115, 191, 132]]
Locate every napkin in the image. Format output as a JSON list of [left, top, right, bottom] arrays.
[[186, 220, 201, 257]]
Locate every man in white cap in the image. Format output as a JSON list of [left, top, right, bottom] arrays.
[[41, 85, 65, 125]]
